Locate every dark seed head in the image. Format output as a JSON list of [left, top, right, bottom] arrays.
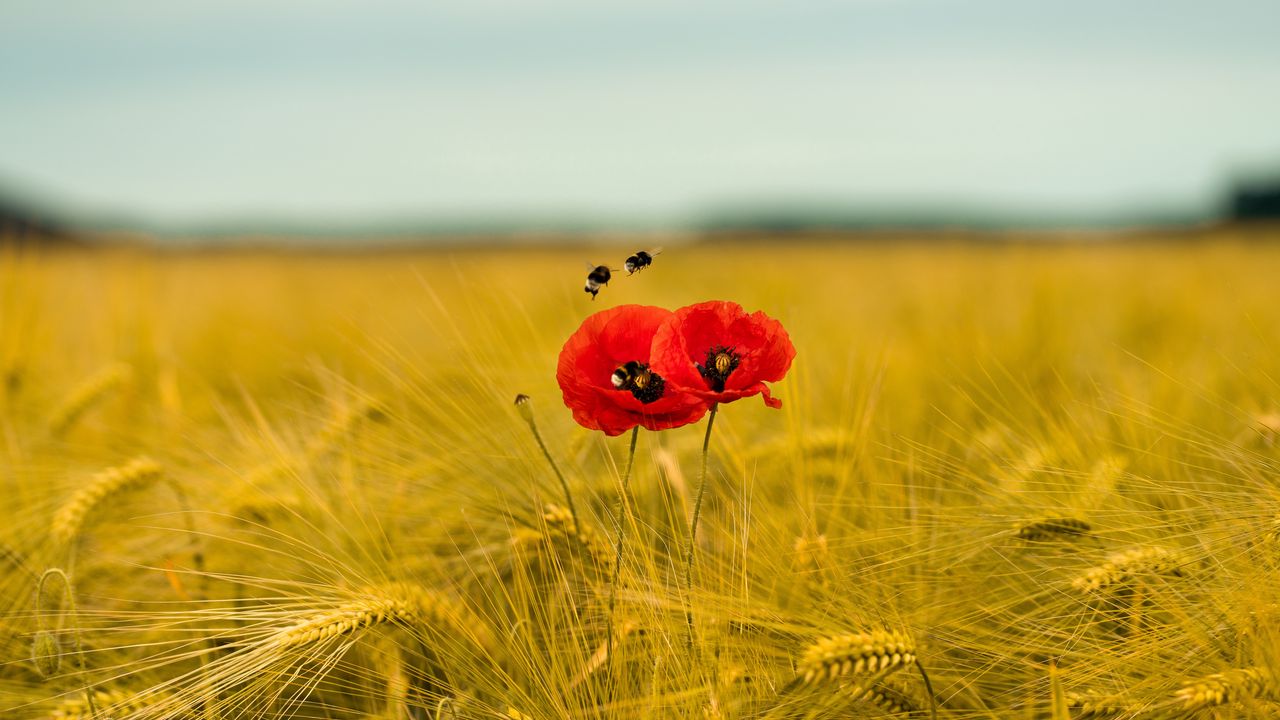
[[696, 345, 740, 392]]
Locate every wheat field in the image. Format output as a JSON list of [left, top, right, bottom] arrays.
[[2, 233, 1280, 719]]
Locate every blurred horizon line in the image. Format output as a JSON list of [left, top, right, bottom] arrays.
[[3, 169, 1279, 245]]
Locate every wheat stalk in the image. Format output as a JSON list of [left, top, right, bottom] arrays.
[[47, 363, 132, 437], [1072, 546, 1186, 593], [1173, 666, 1275, 712], [798, 629, 916, 684], [51, 457, 165, 546]]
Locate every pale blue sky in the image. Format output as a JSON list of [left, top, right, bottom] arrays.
[[2, 0, 1278, 229]]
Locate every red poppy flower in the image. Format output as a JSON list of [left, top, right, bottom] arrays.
[[557, 305, 712, 436], [651, 301, 795, 409]]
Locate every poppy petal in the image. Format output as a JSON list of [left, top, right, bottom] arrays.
[[651, 301, 795, 410], [557, 304, 711, 435]]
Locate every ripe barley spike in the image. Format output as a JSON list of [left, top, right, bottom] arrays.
[[1072, 546, 1186, 593], [1015, 516, 1092, 542], [1173, 667, 1275, 712], [796, 630, 936, 720], [798, 630, 916, 684], [51, 457, 165, 546], [47, 363, 132, 437], [1066, 690, 1131, 719], [844, 676, 923, 715], [267, 582, 489, 651]]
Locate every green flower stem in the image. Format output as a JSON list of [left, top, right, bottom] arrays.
[[606, 425, 640, 697], [683, 403, 719, 651], [38, 568, 97, 719], [516, 395, 579, 533]]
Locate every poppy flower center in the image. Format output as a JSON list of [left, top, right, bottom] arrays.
[[696, 345, 740, 392], [610, 360, 666, 404]]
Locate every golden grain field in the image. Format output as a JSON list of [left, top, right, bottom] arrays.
[[2, 234, 1280, 719]]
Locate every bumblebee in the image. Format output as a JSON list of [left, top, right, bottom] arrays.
[[610, 360, 665, 403], [584, 263, 613, 300], [624, 248, 662, 275]]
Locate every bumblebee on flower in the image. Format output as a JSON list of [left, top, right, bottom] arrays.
[[556, 301, 795, 433], [555, 304, 709, 436]]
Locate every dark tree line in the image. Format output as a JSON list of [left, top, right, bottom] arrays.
[[0, 199, 76, 245], [1228, 180, 1280, 222]]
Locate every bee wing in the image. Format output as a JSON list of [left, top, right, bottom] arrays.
[[649, 247, 664, 256], [584, 261, 598, 271]]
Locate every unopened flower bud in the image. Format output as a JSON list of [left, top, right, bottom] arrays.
[[514, 394, 534, 424], [32, 631, 60, 678]]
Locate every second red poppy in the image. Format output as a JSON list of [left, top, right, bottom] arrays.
[[651, 300, 795, 409]]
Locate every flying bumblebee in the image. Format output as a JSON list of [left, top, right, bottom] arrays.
[[624, 248, 663, 275], [584, 263, 615, 300]]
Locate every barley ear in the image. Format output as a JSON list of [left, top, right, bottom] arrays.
[[843, 676, 923, 715], [1174, 666, 1275, 711], [1072, 546, 1186, 594], [51, 456, 165, 547], [47, 362, 132, 437], [1015, 516, 1092, 542], [1067, 690, 1132, 719], [797, 629, 917, 685]]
